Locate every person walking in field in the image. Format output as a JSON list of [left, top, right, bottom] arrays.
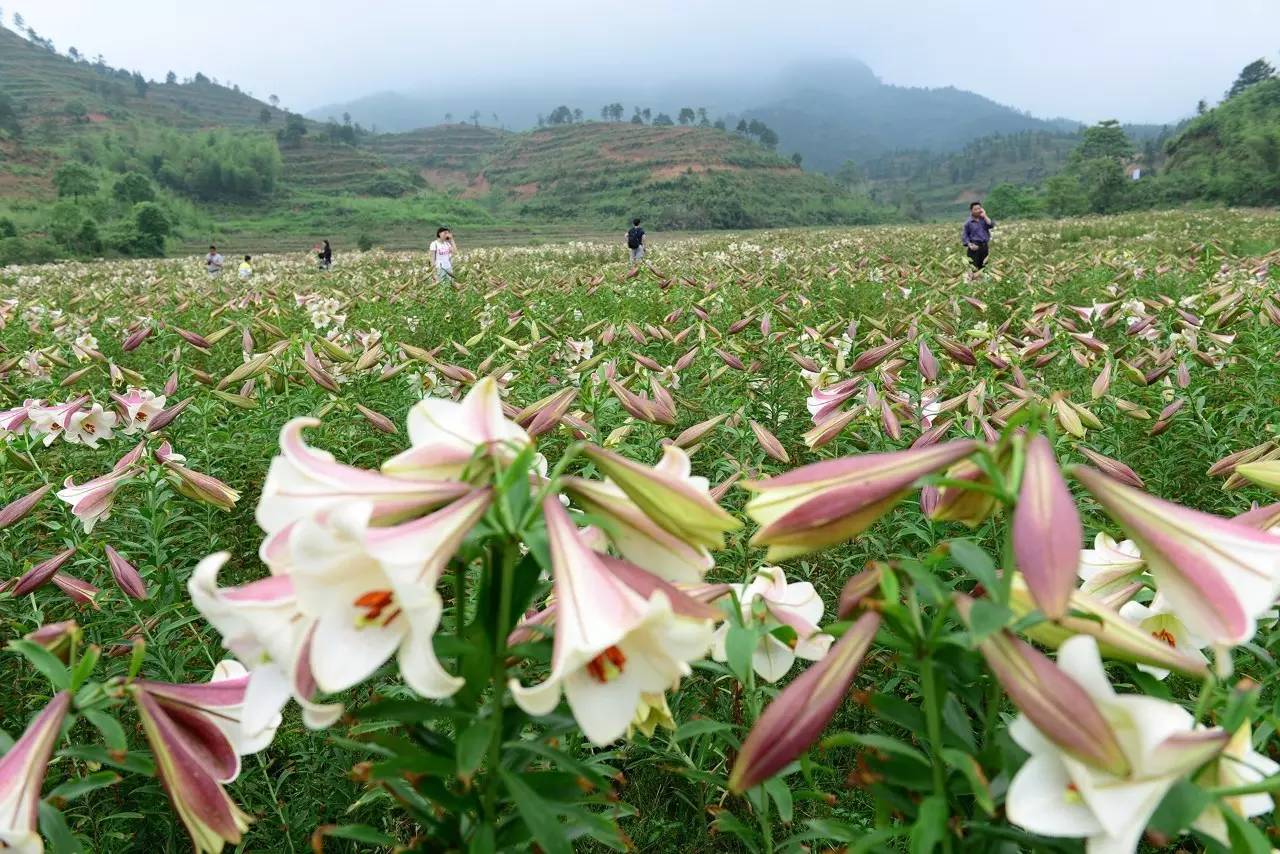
[[430, 226, 457, 283], [962, 201, 995, 273], [626, 218, 646, 265], [205, 245, 224, 276], [316, 240, 333, 271]]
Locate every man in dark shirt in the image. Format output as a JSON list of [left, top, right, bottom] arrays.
[[625, 218, 645, 264], [962, 202, 995, 271]]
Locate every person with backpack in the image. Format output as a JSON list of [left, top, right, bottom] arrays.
[[625, 218, 645, 264], [316, 239, 333, 271]]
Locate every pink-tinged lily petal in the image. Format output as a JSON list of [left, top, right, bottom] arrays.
[[257, 418, 469, 537], [743, 440, 979, 561], [1013, 435, 1081, 619], [1006, 575, 1210, 678], [0, 484, 51, 530], [105, 545, 148, 600], [563, 476, 714, 583], [12, 547, 77, 597], [113, 440, 148, 472], [583, 444, 741, 551], [1234, 501, 1280, 532], [0, 692, 72, 849], [918, 339, 939, 381], [596, 555, 724, 620], [56, 466, 138, 534], [129, 687, 252, 853], [1073, 466, 1280, 646], [383, 376, 530, 480], [729, 612, 880, 792], [134, 661, 282, 759], [953, 594, 1130, 776]]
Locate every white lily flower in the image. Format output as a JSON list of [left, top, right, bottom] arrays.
[[113, 387, 166, 434], [1117, 594, 1208, 680], [1078, 533, 1146, 603], [509, 497, 714, 746], [1192, 722, 1279, 846], [1006, 636, 1227, 854], [711, 565, 833, 682], [289, 491, 490, 698], [63, 402, 117, 448]]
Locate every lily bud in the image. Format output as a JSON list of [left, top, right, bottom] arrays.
[[1013, 435, 1081, 619], [106, 545, 149, 600], [928, 458, 998, 527], [147, 396, 194, 432], [13, 547, 77, 596], [743, 441, 979, 560], [1077, 447, 1144, 489], [749, 420, 790, 463], [838, 564, 883, 618], [354, 403, 397, 435], [165, 462, 241, 511], [24, 621, 80, 663], [0, 483, 51, 530], [954, 594, 1130, 776]]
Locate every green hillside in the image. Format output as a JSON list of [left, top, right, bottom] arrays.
[[0, 22, 885, 262], [1161, 78, 1280, 205]]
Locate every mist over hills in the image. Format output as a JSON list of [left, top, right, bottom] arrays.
[[309, 58, 1099, 172]]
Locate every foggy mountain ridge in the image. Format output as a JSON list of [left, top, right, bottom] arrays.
[[308, 57, 1105, 172]]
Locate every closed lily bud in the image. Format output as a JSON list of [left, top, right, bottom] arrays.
[[729, 612, 881, 793], [301, 343, 340, 393], [164, 462, 241, 511], [172, 326, 212, 350], [1012, 436, 1082, 619], [122, 325, 152, 351], [1091, 360, 1112, 399], [672, 414, 728, 449], [517, 387, 578, 438], [838, 564, 884, 618], [24, 621, 80, 663], [802, 406, 860, 450], [917, 339, 939, 381], [0, 483, 52, 530], [954, 594, 1130, 776], [163, 370, 179, 397], [850, 339, 903, 373], [1077, 447, 1144, 489], [354, 403, 397, 435], [743, 440, 979, 560], [147, 396, 194, 432], [14, 547, 78, 597], [929, 458, 998, 527], [105, 545, 148, 600], [749, 420, 790, 463]]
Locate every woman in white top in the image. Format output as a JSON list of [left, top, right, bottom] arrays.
[[430, 227, 457, 283]]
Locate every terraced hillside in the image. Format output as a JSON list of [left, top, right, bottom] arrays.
[[280, 139, 423, 197], [368, 124, 508, 193]]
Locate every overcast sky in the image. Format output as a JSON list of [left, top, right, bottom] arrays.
[[12, 0, 1280, 123]]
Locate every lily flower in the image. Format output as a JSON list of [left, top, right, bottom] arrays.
[[742, 440, 978, 560], [563, 475, 713, 582], [55, 466, 139, 534], [728, 612, 880, 793], [1191, 722, 1279, 846], [27, 397, 88, 446], [1073, 466, 1280, 647], [1013, 435, 1082, 619], [711, 566, 833, 682], [111, 387, 167, 434], [1077, 533, 1146, 605], [290, 491, 491, 697], [583, 444, 741, 551], [128, 685, 252, 854], [629, 692, 676, 738], [509, 497, 715, 747], [255, 418, 471, 542], [383, 375, 530, 481], [1117, 595, 1208, 679], [0, 692, 71, 853], [1004, 635, 1227, 854], [189, 553, 343, 730], [63, 402, 117, 448]]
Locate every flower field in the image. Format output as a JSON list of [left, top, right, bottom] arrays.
[[4, 208, 1280, 853]]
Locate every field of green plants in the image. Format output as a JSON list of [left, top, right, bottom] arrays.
[[3, 209, 1280, 853]]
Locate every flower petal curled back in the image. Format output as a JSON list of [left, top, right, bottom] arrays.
[[743, 440, 978, 560], [1073, 466, 1280, 646], [1012, 435, 1081, 619], [583, 444, 741, 551], [729, 612, 880, 792]]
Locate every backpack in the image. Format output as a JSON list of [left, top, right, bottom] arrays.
[[626, 227, 642, 249]]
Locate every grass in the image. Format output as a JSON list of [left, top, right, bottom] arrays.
[[3, 208, 1280, 851]]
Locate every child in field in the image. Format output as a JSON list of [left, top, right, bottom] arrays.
[[238, 255, 254, 280], [205, 245, 224, 276], [430, 227, 457, 283]]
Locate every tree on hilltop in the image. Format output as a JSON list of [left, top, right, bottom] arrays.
[[269, 94, 280, 108], [678, 107, 696, 125], [653, 113, 674, 126], [1228, 58, 1276, 99]]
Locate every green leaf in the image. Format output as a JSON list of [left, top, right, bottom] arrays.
[[948, 539, 999, 596], [673, 718, 734, 743], [822, 732, 930, 766], [764, 776, 794, 825], [724, 623, 757, 685], [909, 794, 948, 854], [1224, 808, 1271, 854], [455, 720, 494, 783], [46, 771, 120, 804], [67, 645, 100, 692], [966, 599, 1013, 643], [711, 811, 761, 853], [1148, 779, 1212, 836], [468, 824, 496, 854], [7, 640, 71, 690], [38, 801, 85, 854], [940, 749, 993, 816], [317, 824, 397, 845], [58, 745, 154, 776], [499, 768, 572, 854]]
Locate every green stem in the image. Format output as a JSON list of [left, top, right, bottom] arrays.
[[517, 441, 584, 531], [1192, 669, 1217, 723], [1209, 772, 1280, 798], [256, 753, 297, 853], [916, 595, 955, 854], [482, 541, 519, 822]]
